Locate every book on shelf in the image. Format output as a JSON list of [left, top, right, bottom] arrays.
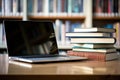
[[72, 47, 116, 53], [0, 0, 85, 16], [55, 20, 83, 46], [93, 0, 120, 16], [0, 24, 2, 45], [1, 0, 23, 16], [70, 37, 116, 44], [66, 32, 112, 37], [67, 50, 119, 61], [0, 23, 6, 47], [113, 22, 120, 48], [70, 0, 84, 16], [72, 43, 114, 49], [29, 0, 84, 16], [74, 27, 115, 33]]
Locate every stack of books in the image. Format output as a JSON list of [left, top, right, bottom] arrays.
[[66, 27, 119, 61]]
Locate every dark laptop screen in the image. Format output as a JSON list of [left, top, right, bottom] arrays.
[[4, 21, 59, 56]]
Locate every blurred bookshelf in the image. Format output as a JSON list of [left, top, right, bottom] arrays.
[[92, 0, 120, 49], [0, 0, 120, 50]]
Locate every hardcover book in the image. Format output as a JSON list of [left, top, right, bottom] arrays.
[[74, 27, 115, 33], [72, 48, 116, 53], [66, 32, 111, 37], [70, 37, 116, 44], [72, 43, 114, 49], [67, 50, 118, 61]]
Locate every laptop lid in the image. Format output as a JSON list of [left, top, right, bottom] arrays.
[[4, 20, 59, 57]]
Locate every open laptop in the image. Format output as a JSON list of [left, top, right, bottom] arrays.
[[3, 20, 87, 63]]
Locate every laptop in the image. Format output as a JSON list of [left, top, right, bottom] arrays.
[[3, 20, 87, 63]]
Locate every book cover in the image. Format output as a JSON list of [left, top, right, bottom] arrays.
[[71, 0, 83, 14], [37, 0, 43, 14], [66, 32, 111, 37], [74, 27, 115, 33], [70, 37, 116, 44], [72, 48, 116, 53], [0, 0, 2, 15], [49, 0, 54, 13], [27, 0, 34, 13], [68, 0, 72, 15], [0, 24, 3, 45], [67, 50, 118, 61], [113, 22, 120, 48], [72, 43, 114, 49]]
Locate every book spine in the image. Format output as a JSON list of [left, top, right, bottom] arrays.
[[113, 22, 120, 47], [27, 0, 33, 15], [70, 37, 116, 44], [0, 24, 2, 45]]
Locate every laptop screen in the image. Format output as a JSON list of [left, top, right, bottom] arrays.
[[4, 21, 59, 56]]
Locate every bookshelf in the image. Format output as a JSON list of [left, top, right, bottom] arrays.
[[92, 0, 120, 49], [0, 0, 120, 50]]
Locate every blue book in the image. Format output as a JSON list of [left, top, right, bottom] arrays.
[[27, 0, 33, 13]]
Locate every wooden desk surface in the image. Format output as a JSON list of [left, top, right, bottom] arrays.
[[4, 59, 120, 75], [0, 53, 120, 75]]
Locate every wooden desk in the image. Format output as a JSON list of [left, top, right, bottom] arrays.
[[0, 53, 120, 75], [1, 57, 120, 80], [5, 59, 120, 75]]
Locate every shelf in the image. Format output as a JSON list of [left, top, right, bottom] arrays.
[[28, 16, 85, 20], [93, 16, 120, 20], [0, 16, 22, 20]]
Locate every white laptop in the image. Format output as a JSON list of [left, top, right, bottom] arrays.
[[3, 20, 87, 63]]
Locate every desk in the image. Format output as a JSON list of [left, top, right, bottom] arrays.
[[5, 59, 120, 75], [1, 58, 120, 80], [0, 53, 120, 75]]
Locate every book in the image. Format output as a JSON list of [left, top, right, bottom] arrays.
[[74, 27, 115, 33], [0, 24, 2, 45], [113, 22, 120, 48], [72, 48, 116, 53], [67, 50, 118, 61], [70, 37, 116, 44], [72, 43, 114, 49], [66, 32, 111, 37], [71, 0, 83, 14]]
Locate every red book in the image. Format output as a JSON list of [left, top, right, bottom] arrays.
[[67, 50, 118, 61]]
